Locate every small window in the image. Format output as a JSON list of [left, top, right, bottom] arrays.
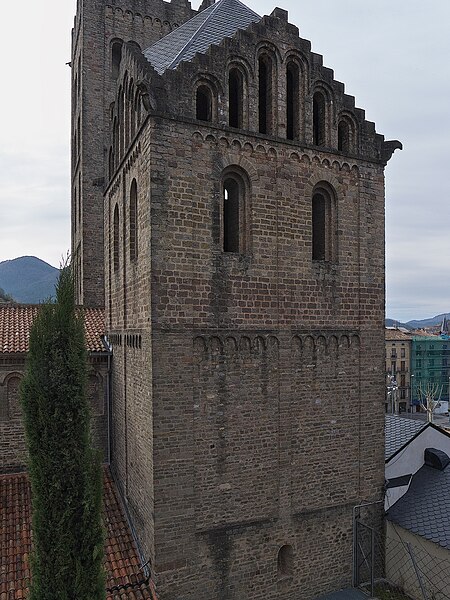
[[223, 178, 240, 252], [311, 188, 337, 261], [113, 204, 120, 272], [258, 54, 273, 134], [196, 85, 212, 122], [313, 91, 326, 146], [222, 172, 248, 253], [7, 376, 22, 420], [312, 195, 325, 259], [277, 545, 294, 577], [129, 179, 138, 261], [229, 68, 243, 128], [286, 62, 300, 140], [338, 119, 350, 152], [112, 41, 123, 80]]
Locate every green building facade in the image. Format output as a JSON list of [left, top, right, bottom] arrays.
[[411, 336, 450, 406]]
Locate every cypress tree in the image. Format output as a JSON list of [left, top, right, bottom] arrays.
[[21, 266, 105, 600]]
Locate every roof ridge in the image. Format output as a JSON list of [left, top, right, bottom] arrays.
[[166, 0, 223, 71]]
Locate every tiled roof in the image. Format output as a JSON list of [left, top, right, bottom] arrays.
[[0, 305, 106, 353], [385, 415, 428, 460], [387, 462, 450, 549], [0, 469, 157, 600], [143, 0, 260, 74], [385, 328, 412, 341]]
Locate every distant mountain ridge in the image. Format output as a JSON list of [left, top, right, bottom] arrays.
[[0, 256, 59, 303], [385, 313, 450, 330]]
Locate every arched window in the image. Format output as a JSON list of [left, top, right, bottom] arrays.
[[196, 85, 212, 122], [258, 54, 273, 134], [109, 147, 114, 180], [129, 179, 138, 261], [286, 62, 300, 140], [277, 545, 294, 577], [111, 40, 123, 80], [7, 375, 21, 420], [312, 185, 336, 262], [338, 117, 355, 153], [222, 172, 247, 253], [113, 204, 120, 272], [229, 68, 243, 128], [313, 91, 326, 146]]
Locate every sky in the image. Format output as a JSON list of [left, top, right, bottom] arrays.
[[0, 0, 449, 322]]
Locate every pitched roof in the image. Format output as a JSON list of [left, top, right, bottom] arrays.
[[385, 328, 412, 341], [143, 0, 261, 74], [0, 305, 106, 353], [385, 415, 428, 461], [387, 462, 450, 549], [0, 469, 157, 599]]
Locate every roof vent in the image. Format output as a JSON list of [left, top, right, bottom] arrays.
[[425, 447, 450, 471]]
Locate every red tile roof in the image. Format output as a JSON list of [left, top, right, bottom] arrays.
[[0, 305, 106, 354], [385, 328, 412, 341], [0, 469, 157, 600]]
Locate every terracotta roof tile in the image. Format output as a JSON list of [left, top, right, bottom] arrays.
[[385, 328, 412, 341], [0, 469, 157, 599], [0, 305, 106, 353]]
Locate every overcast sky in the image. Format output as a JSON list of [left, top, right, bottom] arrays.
[[0, 0, 449, 322]]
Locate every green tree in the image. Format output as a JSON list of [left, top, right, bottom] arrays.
[[21, 266, 105, 600]]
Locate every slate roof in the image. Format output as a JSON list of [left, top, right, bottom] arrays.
[[0, 469, 157, 599], [385, 414, 428, 461], [143, 0, 261, 74], [0, 305, 106, 353], [387, 462, 450, 550]]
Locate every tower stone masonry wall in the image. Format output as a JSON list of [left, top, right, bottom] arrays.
[[79, 0, 396, 597]]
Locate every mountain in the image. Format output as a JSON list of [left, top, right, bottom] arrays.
[[0, 287, 14, 303], [385, 313, 450, 330], [0, 256, 59, 303], [406, 313, 450, 329]]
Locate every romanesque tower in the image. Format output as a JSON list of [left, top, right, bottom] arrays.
[[71, 0, 195, 306], [72, 0, 400, 597]]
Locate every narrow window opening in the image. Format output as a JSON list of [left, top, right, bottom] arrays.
[[113, 204, 120, 271], [130, 179, 138, 261], [229, 69, 243, 128], [277, 545, 294, 577], [109, 147, 114, 179], [286, 62, 299, 140], [196, 85, 212, 122], [223, 178, 240, 252], [312, 192, 327, 261], [338, 119, 350, 152], [112, 41, 122, 79], [313, 92, 326, 146], [259, 55, 273, 134]]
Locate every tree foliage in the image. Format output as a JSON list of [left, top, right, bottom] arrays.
[[21, 266, 105, 600]]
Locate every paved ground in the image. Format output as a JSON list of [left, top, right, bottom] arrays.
[[314, 589, 368, 600]]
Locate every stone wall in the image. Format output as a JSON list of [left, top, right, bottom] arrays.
[[0, 354, 109, 473]]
